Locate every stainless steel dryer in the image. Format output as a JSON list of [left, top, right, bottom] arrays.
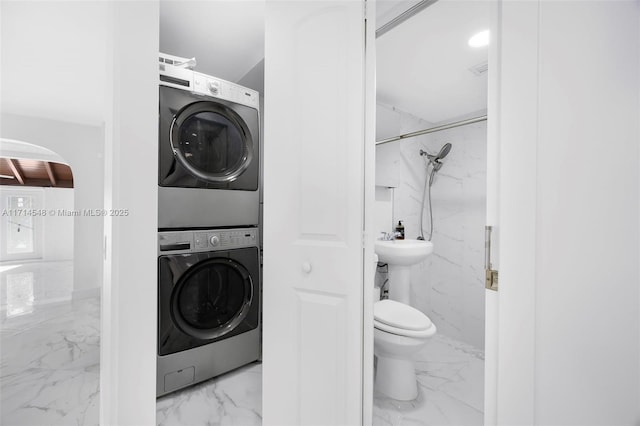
[[158, 62, 260, 228], [157, 227, 260, 397]]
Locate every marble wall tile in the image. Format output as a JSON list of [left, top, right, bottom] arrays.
[[375, 141, 402, 189], [376, 102, 402, 141], [375, 186, 394, 236], [375, 104, 487, 349]]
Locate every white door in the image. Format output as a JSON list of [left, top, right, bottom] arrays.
[[0, 188, 43, 261], [262, 1, 372, 425]]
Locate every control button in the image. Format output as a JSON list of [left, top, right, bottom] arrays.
[[302, 262, 312, 274], [209, 235, 219, 246], [194, 233, 209, 249]]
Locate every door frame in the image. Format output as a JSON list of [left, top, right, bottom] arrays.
[[362, 0, 377, 423], [489, 1, 539, 423], [365, 0, 538, 422]]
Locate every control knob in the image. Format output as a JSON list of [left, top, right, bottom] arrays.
[[209, 235, 219, 247], [208, 80, 220, 94]]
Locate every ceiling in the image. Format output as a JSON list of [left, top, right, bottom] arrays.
[[159, 1, 265, 82], [0, 1, 108, 126], [0, 157, 74, 188], [1, 1, 486, 128], [0, 1, 265, 127], [376, 0, 490, 124]]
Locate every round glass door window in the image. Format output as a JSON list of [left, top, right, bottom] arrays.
[[171, 258, 253, 340], [170, 102, 254, 183]]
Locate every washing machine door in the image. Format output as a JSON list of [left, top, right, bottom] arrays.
[[171, 257, 253, 340], [170, 101, 254, 184]]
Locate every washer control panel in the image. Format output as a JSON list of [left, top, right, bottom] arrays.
[[159, 227, 258, 254]]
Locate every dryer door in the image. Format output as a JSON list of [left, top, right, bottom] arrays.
[[170, 101, 254, 184], [171, 257, 253, 340]]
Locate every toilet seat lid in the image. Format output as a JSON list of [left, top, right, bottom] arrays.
[[373, 319, 436, 338], [373, 299, 432, 331]]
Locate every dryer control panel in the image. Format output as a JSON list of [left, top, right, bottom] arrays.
[[158, 227, 258, 254], [159, 56, 259, 110], [192, 72, 259, 109]]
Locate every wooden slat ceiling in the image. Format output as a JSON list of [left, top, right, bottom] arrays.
[[0, 157, 74, 188]]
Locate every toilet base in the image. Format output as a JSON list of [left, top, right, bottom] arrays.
[[375, 354, 418, 400]]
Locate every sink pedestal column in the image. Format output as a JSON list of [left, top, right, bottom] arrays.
[[387, 265, 411, 304]]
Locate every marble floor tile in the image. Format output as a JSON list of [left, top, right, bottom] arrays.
[[156, 362, 262, 426], [1, 260, 264, 426], [2, 364, 100, 426], [373, 333, 484, 426], [0, 261, 74, 315], [2, 261, 483, 426], [1, 261, 100, 426]]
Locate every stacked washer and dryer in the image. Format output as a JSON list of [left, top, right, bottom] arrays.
[[156, 54, 261, 397]]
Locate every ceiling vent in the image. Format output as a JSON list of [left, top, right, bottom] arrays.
[[469, 61, 488, 77]]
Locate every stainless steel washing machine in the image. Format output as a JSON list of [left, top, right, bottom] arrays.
[[157, 227, 261, 397], [158, 60, 260, 228]]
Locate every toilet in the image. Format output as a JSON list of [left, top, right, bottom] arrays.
[[372, 252, 437, 401], [372, 254, 436, 401], [373, 299, 436, 400]]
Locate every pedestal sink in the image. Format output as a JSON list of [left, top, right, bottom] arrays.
[[375, 239, 433, 304]]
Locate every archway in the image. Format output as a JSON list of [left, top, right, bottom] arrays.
[[0, 138, 74, 263]]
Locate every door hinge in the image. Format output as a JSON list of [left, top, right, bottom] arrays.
[[485, 268, 499, 291], [485, 225, 499, 291]]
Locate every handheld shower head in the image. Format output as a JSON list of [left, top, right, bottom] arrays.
[[420, 143, 452, 166], [418, 142, 452, 242], [436, 143, 452, 161]]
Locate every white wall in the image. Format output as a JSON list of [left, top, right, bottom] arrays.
[[534, 1, 639, 423], [0, 1, 107, 126], [101, 2, 159, 424], [0, 114, 103, 296], [43, 188, 74, 261], [375, 104, 487, 349], [495, 1, 640, 424]]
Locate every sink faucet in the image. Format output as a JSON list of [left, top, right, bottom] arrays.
[[379, 231, 402, 241]]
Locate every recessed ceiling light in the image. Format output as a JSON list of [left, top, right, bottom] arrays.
[[468, 30, 490, 48]]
